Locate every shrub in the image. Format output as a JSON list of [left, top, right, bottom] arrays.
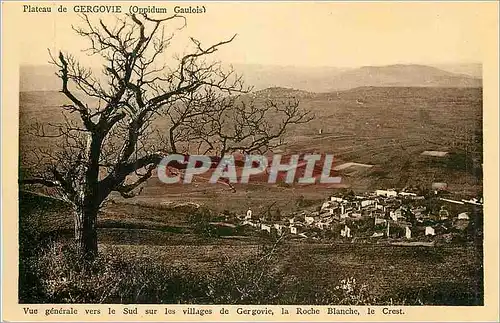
[[21, 238, 468, 305], [187, 207, 218, 239], [28, 242, 209, 303]]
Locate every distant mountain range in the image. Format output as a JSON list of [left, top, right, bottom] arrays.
[[233, 63, 481, 92], [319, 64, 482, 91], [20, 63, 481, 93]]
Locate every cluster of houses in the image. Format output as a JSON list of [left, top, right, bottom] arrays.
[[239, 188, 482, 242]]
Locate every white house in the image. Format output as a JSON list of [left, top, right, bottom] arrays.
[[361, 200, 375, 207], [340, 213, 350, 219], [341, 225, 351, 238], [405, 226, 412, 239], [321, 202, 331, 210], [290, 226, 298, 234], [387, 190, 397, 197], [390, 208, 404, 222], [425, 226, 435, 236], [376, 190, 397, 197], [330, 196, 344, 203], [371, 232, 384, 238], [245, 208, 252, 220], [261, 224, 271, 233], [389, 211, 398, 222], [316, 222, 325, 230], [304, 216, 315, 225]]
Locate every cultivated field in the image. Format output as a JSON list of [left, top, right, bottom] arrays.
[[19, 87, 482, 213]]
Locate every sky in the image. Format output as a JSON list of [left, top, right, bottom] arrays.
[[6, 2, 496, 68]]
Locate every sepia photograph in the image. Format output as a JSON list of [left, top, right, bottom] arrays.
[[2, 1, 499, 322]]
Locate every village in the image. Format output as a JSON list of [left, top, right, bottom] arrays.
[[237, 188, 483, 244]]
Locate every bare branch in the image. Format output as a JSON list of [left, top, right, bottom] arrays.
[[26, 13, 312, 226]]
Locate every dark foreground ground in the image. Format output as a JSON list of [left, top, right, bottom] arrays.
[[19, 191, 483, 305]]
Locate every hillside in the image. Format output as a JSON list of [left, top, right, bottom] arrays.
[[20, 63, 482, 93], [19, 86, 483, 216], [325, 64, 482, 91], [431, 63, 482, 79]]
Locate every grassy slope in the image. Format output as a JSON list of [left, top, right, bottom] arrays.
[[20, 191, 483, 305]]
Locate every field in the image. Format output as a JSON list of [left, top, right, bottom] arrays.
[[19, 87, 482, 213], [18, 86, 484, 304], [20, 190, 483, 305]]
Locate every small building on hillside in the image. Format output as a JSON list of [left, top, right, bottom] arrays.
[[458, 212, 470, 220], [376, 189, 398, 198], [316, 222, 327, 230], [245, 208, 252, 220], [425, 226, 436, 236], [321, 201, 332, 210], [361, 200, 376, 207], [331, 196, 345, 203], [390, 208, 405, 222], [405, 226, 412, 239], [341, 225, 351, 238], [261, 224, 271, 233]]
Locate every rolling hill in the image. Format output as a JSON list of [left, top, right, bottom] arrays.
[[325, 64, 482, 91]]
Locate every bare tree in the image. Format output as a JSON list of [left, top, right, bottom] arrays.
[[21, 13, 312, 260]]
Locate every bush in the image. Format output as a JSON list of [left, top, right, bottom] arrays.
[[187, 207, 218, 239], [18, 190, 68, 303], [21, 238, 462, 305], [27, 242, 209, 304]]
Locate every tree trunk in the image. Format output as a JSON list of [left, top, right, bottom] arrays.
[[74, 205, 98, 261], [73, 133, 102, 261]]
